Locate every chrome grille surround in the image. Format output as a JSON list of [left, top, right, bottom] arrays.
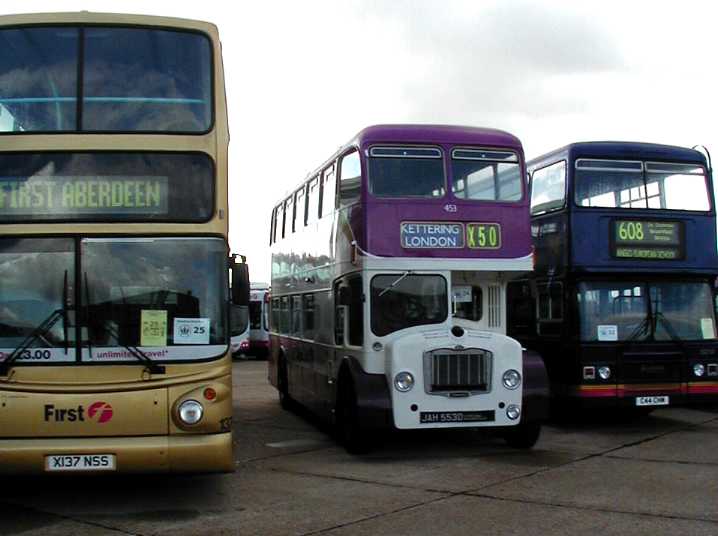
[[423, 348, 492, 396]]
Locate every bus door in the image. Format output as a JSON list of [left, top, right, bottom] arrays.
[[534, 281, 571, 387], [331, 275, 364, 408]]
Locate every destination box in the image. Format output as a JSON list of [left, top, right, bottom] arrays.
[[400, 222, 465, 249]]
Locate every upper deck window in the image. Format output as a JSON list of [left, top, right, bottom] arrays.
[[0, 26, 211, 133], [644, 163, 710, 211], [294, 186, 306, 230], [530, 161, 566, 215], [368, 146, 445, 198], [307, 177, 320, 224], [451, 148, 522, 202], [321, 165, 336, 217], [339, 150, 361, 207], [574, 159, 710, 211]]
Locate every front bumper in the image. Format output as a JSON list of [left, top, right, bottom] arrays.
[[566, 381, 718, 408]]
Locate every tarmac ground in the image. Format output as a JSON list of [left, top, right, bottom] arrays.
[[2, 359, 717, 536]]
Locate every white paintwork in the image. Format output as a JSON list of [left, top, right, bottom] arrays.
[[386, 329, 523, 429]]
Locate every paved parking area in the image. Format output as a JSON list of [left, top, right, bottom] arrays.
[[2, 360, 718, 535]]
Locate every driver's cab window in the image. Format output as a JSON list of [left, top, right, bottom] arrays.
[[452, 285, 483, 321]]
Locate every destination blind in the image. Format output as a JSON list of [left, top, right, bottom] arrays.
[[0, 177, 168, 215], [0, 152, 214, 222], [401, 222, 465, 248], [400, 221, 503, 249], [612, 219, 684, 260]]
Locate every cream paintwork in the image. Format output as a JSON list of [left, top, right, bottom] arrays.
[[0, 12, 229, 239], [0, 433, 233, 474], [0, 12, 233, 473]]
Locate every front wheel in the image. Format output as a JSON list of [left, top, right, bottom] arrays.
[[336, 380, 373, 455], [503, 421, 541, 449]]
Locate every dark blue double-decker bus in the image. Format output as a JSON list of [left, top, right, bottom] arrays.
[[508, 141, 717, 412]]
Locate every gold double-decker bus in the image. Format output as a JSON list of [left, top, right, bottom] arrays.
[[0, 12, 248, 474]]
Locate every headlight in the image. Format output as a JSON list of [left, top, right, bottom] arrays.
[[502, 369, 521, 390], [598, 366, 611, 380], [178, 400, 204, 424], [694, 363, 706, 377], [394, 371, 415, 392], [506, 404, 521, 420]]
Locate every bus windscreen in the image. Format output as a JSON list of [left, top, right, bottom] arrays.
[[370, 274, 448, 336], [0, 152, 213, 222], [577, 281, 717, 342], [0, 26, 211, 133]]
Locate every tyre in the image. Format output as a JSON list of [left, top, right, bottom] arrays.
[[336, 379, 372, 455], [503, 421, 541, 449]]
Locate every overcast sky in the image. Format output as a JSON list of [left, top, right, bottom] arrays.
[[5, 0, 718, 280]]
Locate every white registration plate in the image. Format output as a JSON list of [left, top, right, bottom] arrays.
[[635, 396, 669, 407], [45, 454, 116, 472]]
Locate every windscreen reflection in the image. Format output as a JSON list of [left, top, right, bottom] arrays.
[[0, 238, 73, 352], [371, 274, 447, 336], [82, 238, 227, 357], [578, 280, 717, 342]]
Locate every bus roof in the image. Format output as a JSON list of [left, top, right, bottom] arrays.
[[353, 124, 522, 150], [0, 12, 218, 36], [529, 141, 707, 169]]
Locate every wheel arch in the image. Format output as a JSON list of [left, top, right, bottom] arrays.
[[334, 356, 393, 431]]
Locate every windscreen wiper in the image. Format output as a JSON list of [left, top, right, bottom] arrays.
[[94, 321, 166, 375], [379, 271, 412, 297], [1, 271, 69, 377], [84, 273, 165, 375], [623, 314, 651, 344], [617, 292, 651, 347], [0, 308, 64, 376], [654, 311, 687, 354]]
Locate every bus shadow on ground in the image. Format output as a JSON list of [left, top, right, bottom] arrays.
[[0, 473, 229, 519], [547, 405, 718, 430]]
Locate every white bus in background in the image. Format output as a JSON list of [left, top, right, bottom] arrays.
[[230, 304, 250, 357], [248, 283, 270, 358]]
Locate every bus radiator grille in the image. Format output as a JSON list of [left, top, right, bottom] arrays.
[[424, 349, 492, 394]]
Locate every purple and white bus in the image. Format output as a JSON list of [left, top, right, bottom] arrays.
[[268, 125, 548, 452]]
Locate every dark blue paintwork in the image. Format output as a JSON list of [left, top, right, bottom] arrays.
[[528, 141, 716, 275]]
